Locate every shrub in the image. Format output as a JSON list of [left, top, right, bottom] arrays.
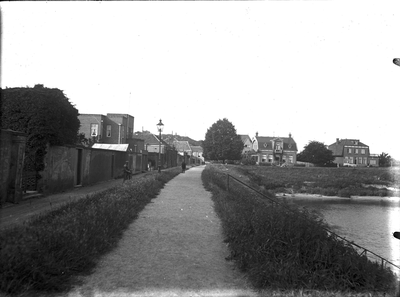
[[202, 165, 396, 293], [0, 168, 180, 295], [241, 158, 256, 166]]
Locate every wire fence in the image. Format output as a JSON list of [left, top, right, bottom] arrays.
[[226, 173, 400, 278]]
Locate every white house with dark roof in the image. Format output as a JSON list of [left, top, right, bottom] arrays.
[[251, 132, 298, 165], [327, 138, 378, 167]]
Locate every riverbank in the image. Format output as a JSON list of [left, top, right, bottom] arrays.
[[275, 192, 400, 201], [202, 165, 398, 294], [222, 164, 400, 198]]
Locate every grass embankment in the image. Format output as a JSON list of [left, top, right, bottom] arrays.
[[0, 168, 181, 296], [202, 165, 397, 294], [233, 165, 400, 197]]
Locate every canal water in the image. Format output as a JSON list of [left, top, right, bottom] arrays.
[[278, 195, 400, 276]]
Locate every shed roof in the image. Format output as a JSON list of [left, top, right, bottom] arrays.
[[92, 143, 129, 152]]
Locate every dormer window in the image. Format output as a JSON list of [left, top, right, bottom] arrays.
[[288, 143, 292, 149]]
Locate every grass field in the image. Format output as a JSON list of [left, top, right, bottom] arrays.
[[225, 165, 400, 198]]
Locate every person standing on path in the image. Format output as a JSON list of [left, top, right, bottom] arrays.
[[122, 161, 131, 183], [181, 160, 186, 173]]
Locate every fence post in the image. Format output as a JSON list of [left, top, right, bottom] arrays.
[[227, 174, 230, 192]]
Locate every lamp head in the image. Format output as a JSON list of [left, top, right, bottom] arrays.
[[157, 119, 164, 133]]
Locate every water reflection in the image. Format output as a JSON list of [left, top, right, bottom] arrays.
[[281, 196, 400, 274]]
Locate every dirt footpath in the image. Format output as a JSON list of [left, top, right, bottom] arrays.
[[64, 166, 259, 297]]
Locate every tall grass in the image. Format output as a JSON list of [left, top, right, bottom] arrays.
[[0, 168, 181, 296], [202, 165, 397, 293]]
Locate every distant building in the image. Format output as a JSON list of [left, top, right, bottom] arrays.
[[78, 113, 134, 144], [251, 133, 298, 165], [239, 135, 253, 154], [327, 138, 378, 167], [191, 145, 204, 163]]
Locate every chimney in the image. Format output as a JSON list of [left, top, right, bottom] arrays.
[[256, 132, 258, 137], [336, 138, 339, 144], [289, 132, 292, 138]]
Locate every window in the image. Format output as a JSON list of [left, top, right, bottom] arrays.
[[355, 149, 358, 154], [107, 125, 111, 137], [268, 155, 273, 162], [90, 124, 98, 137], [348, 148, 352, 153], [370, 160, 377, 165], [344, 157, 348, 163], [361, 149, 365, 154], [262, 155, 267, 162], [349, 157, 354, 163], [289, 156, 294, 163], [363, 157, 367, 164], [359, 157, 363, 164]]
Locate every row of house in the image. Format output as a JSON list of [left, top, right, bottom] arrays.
[[78, 113, 204, 170], [239, 133, 379, 167], [1, 113, 205, 205]]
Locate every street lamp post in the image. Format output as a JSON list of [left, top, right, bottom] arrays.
[[392, 59, 399, 241], [156, 119, 164, 173]]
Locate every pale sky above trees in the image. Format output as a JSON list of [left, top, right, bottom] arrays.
[[1, 1, 399, 159]]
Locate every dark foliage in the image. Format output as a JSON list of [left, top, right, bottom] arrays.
[[378, 152, 392, 167], [1, 85, 80, 174], [203, 118, 244, 163], [297, 141, 335, 166]]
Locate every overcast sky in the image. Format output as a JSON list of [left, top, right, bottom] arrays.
[[1, 1, 399, 159]]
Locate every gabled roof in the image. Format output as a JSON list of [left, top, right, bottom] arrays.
[[255, 136, 298, 151], [191, 146, 203, 153], [328, 139, 369, 156], [239, 135, 252, 143], [134, 133, 162, 145], [92, 143, 129, 152], [174, 140, 192, 153]]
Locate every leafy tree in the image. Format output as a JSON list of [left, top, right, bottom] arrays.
[[203, 118, 244, 163], [297, 141, 335, 166], [378, 152, 392, 167], [1, 85, 80, 176]]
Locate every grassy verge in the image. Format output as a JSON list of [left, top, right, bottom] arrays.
[[202, 165, 397, 294], [0, 168, 181, 296], [228, 165, 400, 197]]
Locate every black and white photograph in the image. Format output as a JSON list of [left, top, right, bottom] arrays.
[[1, 1, 400, 296]]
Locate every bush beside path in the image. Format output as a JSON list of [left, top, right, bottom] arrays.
[[61, 166, 257, 297]]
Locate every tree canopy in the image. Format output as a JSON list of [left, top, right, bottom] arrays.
[[203, 118, 244, 163], [378, 152, 392, 167], [1, 85, 80, 173], [297, 141, 335, 166]]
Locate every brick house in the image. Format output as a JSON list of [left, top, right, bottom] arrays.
[[327, 138, 378, 167], [78, 113, 134, 144], [239, 135, 253, 154], [251, 133, 298, 165]]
